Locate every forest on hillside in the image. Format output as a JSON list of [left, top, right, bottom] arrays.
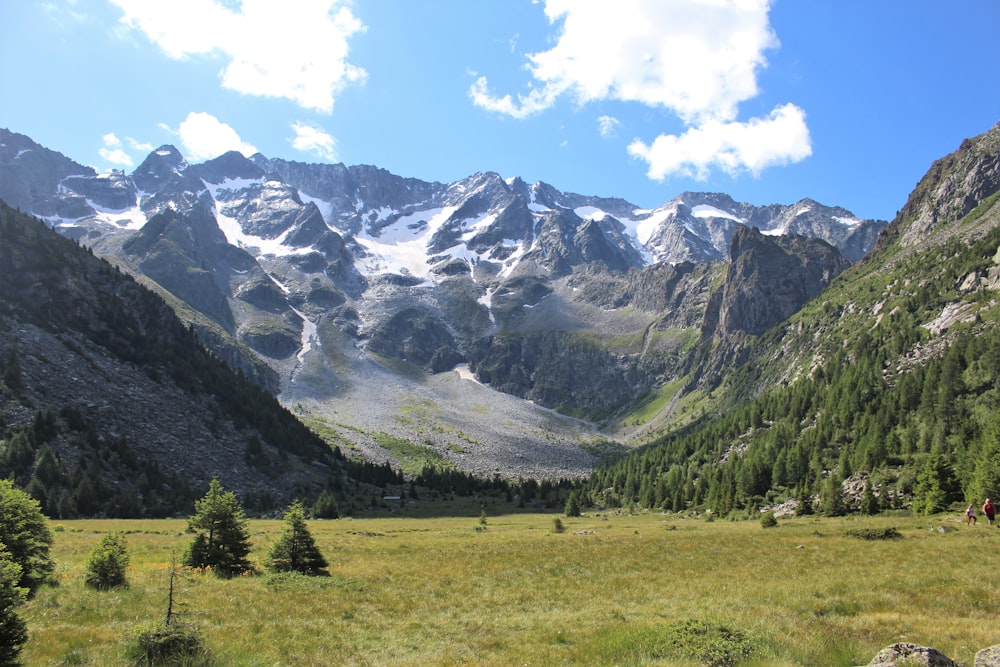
[[581, 221, 1000, 517]]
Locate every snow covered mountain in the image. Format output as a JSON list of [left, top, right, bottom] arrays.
[[0, 128, 885, 477]]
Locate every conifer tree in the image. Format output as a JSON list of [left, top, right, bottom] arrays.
[[819, 472, 847, 517], [564, 491, 581, 517], [312, 489, 339, 519], [267, 501, 328, 576], [183, 478, 253, 577], [912, 452, 960, 515]]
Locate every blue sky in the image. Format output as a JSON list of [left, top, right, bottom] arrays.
[[1, 1, 997, 222]]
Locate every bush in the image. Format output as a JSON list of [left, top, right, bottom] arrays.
[[589, 619, 755, 667], [0, 544, 29, 664], [552, 517, 565, 533], [0, 478, 55, 594], [123, 622, 208, 666], [845, 527, 902, 541], [85, 532, 130, 590], [760, 511, 778, 528]]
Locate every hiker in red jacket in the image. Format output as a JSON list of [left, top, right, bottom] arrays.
[[984, 498, 996, 527]]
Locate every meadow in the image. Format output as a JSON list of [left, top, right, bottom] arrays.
[[19, 509, 1000, 666]]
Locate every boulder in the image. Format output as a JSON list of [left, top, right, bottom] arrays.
[[867, 643, 958, 667], [976, 645, 1000, 667]]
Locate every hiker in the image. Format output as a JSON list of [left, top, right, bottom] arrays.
[[984, 498, 996, 527], [966, 503, 977, 526]]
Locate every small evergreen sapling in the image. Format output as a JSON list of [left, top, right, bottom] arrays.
[[312, 489, 339, 519], [183, 478, 253, 577], [565, 491, 582, 517], [267, 501, 329, 576]]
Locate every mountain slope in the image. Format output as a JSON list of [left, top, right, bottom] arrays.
[[0, 126, 887, 478], [0, 201, 350, 516], [582, 121, 1000, 515]]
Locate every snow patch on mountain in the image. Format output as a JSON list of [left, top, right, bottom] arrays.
[[692, 204, 744, 222], [87, 200, 147, 230], [834, 215, 863, 228], [355, 205, 458, 278], [213, 206, 308, 257]]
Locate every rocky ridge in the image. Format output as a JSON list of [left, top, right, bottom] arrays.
[[0, 127, 885, 477]]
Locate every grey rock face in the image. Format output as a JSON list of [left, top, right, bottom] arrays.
[[717, 225, 851, 337], [892, 121, 1000, 249]]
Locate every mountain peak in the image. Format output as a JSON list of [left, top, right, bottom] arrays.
[[889, 121, 1000, 250]]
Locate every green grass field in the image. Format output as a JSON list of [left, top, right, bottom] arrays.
[[19, 510, 1000, 666]]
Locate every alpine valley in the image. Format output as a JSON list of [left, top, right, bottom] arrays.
[[2, 120, 1000, 518]]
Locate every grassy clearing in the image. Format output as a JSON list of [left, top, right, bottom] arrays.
[[21, 512, 1000, 666]]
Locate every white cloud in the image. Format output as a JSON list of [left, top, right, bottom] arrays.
[[290, 122, 338, 161], [111, 0, 366, 113], [628, 103, 812, 180], [472, 0, 810, 178], [99, 133, 134, 166], [468, 76, 559, 120], [173, 112, 258, 162], [598, 115, 620, 138], [127, 137, 154, 152]]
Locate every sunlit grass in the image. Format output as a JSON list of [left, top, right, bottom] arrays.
[[21, 512, 1000, 665]]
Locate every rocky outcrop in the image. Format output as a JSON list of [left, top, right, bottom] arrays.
[[366, 308, 460, 370], [716, 225, 851, 337], [885, 121, 1000, 250], [467, 331, 655, 415]]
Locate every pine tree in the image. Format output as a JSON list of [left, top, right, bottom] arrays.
[[860, 481, 879, 516], [819, 473, 847, 517], [564, 491, 581, 517], [183, 478, 253, 577], [912, 452, 960, 515], [267, 501, 328, 576], [312, 489, 339, 519]]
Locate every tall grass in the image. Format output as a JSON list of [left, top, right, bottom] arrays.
[[22, 512, 1000, 665]]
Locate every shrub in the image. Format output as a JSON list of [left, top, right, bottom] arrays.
[[0, 478, 55, 594], [845, 527, 902, 540], [85, 532, 130, 590], [123, 622, 208, 666], [0, 544, 29, 664], [589, 619, 755, 667], [552, 517, 565, 533], [760, 511, 778, 529]]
